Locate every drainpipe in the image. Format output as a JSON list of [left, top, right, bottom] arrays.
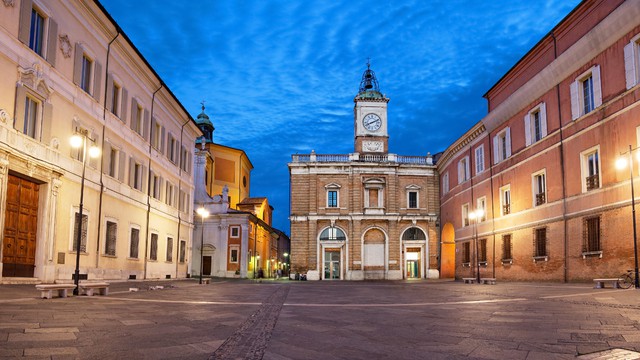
[[176, 118, 192, 278], [488, 128, 497, 278], [96, 31, 120, 271], [143, 85, 163, 279], [552, 33, 569, 283]]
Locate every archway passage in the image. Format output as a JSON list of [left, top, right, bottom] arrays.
[[363, 228, 385, 279], [440, 222, 456, 278], [2, 174, 39, 277]]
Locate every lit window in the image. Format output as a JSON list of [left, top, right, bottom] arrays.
[[476, 197, 486, 222], [500, 185, 511, 216], [462, 203, 469, 227], [581, 147, 600, 192], [533, 171, 546, 206]]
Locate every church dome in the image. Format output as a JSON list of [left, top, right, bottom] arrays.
[[195, 103, 215, 143], [357, 61, 384, 100]]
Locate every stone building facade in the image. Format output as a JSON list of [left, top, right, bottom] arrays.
[[0, 0, 202, 283], [289, 65, 440, 281], [438, 0, 640, 282]]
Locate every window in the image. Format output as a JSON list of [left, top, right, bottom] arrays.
[[180, 146, 190, 172], [105, 221, 117, 256], [129, 228, 139, 258], [134, 104, 143, 135], [327, 190, 338, 208], [319, 227, 346, 241], [442, 172, 449, 195], [150, 233, 158, 261], [533, 171, 546, 206], [166, 237, 173, 262], [169, 135, 177, 163], [581, 147, 600, 192], [166, 182, 175, 207], [73, 43, 101, 100], [533, 228, 547, 258], [134, 163, 142, 190], [151, 119, 161, 149], [230, 247, 239, 263], [477, 197, 486, 222], [72, 211, 88, 253], [493, 128, 511, 164], [230, 226, 240, 238], [29, 8, 45, 55], [570, 65, 602, 120], [108, 148, 118, 178], [179, 240, 186, 263], [478, 239, 487, 263], [178, 190, 189, 212], [80, 54, 93, 94], [151, 173, 161, 200], [475, 145, 485, 174], [583, 216, 601, 253], [110, 81, 121, 117], [624, 35, 640, 89], [363, 179, 384, 210], [402, 227, 426, 240], [462, 242, 471, 264], [462, 203, 470, 227], [500, 185, 511, 215], [23, 95, 39, 139], [502, 234, 512, 260], [408, 191, 418, 209], [525, 103, 547, 146], [458, 156, 470, 184]]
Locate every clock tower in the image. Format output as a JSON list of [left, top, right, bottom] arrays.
[[354, 62, 389, 154]]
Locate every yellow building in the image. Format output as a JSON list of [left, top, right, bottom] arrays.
[[192, 107, 289, 279], [0, 0, 201, 283]]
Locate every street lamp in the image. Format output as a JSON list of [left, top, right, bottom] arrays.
[[468, 209, 484, 284], [70, 130, 100, 295], [283, 252, 289, 278], [615, 145, 640, 289], [196, 207, 209, 284]]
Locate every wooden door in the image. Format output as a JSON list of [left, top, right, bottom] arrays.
[[2, 174, 39, 277], [203, 256, 212, 276]]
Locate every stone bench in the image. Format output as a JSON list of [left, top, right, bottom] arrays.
[[79, 282, 110, 296], [480, 278, 497, 285], [462, 278, 476, 284], [35, 284, 76, 299], [593, 278, 620, 289]]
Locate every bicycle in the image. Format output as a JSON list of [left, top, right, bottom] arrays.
[[617, 270, 636, 289]]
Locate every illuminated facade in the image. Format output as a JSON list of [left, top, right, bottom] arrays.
[[438, 0, 640, 281], [0, 0, 201, 283], [289, 65, 440, 281], [192, 107, 289, 279]]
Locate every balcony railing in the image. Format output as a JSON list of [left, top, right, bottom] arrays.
[[291, 152, 433, 165], [503, 204, 511, 215], [586, 174, 599, 191], [535, 192, 546, 206]]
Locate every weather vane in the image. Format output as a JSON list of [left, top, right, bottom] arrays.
[[201, 100, 205, 111]]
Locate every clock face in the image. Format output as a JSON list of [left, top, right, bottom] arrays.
[[363, 113, 382, 131]]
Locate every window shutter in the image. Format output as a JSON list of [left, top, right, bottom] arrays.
[[464, 157, 470, 181], [42, 102, 53, 145], [187, 151, 192, 174], [160, 126, 165, 153], [14, 84, 27, 133], [159, 176, 164, 201], [143, 109, 150, 141], [130, 98, 137, 131], [73, 43, 84, 86], [93, 60, 102, 102], [570, 81, 579, 120], [102, 141, 112, 173], [46, 19, 58, 66], [524, 113, 531, 146], [540, 102, 548, 138], [120, 87, 128, 121], [18, 0, 32, 45], [505, 128, 511, 158], [118, 151, 126, 181], [141, 165, 148, 194], [128, 157, 135, 187], [592, 65, 602, 109], [625, 42, 638, 90], [150, 116, 156, 146], [105, 74, 114, 111], [493, 135, 499, 164]]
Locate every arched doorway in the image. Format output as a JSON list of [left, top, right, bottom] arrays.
[[401, 227, 427, 279], [440, 222, 456, 278], [319, 226, 346, 280], [363, 228, 386, 280]]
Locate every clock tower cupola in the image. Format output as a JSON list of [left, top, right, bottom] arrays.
[[354, 61, 389, 154]]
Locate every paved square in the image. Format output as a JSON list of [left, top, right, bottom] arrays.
[[0, 280, 639, 359]]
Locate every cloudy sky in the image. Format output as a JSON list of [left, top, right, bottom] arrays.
[[99, 0, 580, 233]]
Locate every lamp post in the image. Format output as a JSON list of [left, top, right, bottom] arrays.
[[283, 252, 289, 278], [196, 207, 209, 284], [70, 130, 100, 296], [616, 145, 640, 289], [468, 209, 484, 284]]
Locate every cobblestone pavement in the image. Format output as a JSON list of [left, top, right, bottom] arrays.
[[0, 279, 639, 359]]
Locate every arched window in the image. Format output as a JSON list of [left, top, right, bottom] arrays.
[[402, 227, 426, 240], [319, 227, 346, 241]]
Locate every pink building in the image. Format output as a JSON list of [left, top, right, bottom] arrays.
[[438, 0, 640, 282]]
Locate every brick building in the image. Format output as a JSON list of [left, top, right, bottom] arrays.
[[438, 0, 640, 282], [289, 64, 439, 281]]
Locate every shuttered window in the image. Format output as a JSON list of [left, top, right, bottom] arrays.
[[73, 212, 88, 253], [129, 228, 139, 258], [105, 221, 117, 256]]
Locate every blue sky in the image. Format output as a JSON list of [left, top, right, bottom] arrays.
[[100, 0, 580, 233]]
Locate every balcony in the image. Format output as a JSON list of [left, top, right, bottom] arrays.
[[503, 204, 510, 215], [535, 192, 546, 206], [291, 152, 433, 165], [586, 174, 599, 191]]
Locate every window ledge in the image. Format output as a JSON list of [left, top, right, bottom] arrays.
[[462, 262, 471, 268], [582, 251, 603, 259], [533, 255, 548, 263], [478, 261, 488, 267], [501, 259, 513, 265], [102, 254, 117, 258]]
